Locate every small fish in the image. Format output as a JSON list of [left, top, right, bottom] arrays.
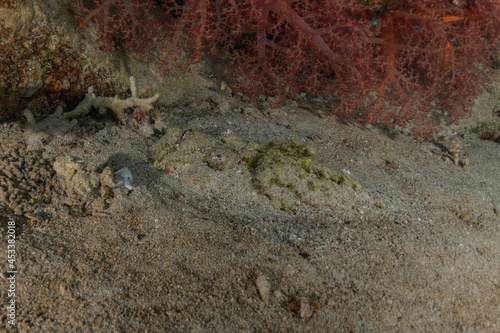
[[438, 15, 467, 23]]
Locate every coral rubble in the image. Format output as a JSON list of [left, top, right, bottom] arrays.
[[62, 76, 160, 121]]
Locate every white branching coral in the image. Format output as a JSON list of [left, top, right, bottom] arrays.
[[62, 76, 160, 121]]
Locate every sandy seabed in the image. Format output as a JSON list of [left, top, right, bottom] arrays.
[[0, 84, 499, 332]]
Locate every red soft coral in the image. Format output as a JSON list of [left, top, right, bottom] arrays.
[[219, 0, 369, 102], [70, 0, 500, 137], [359, 1, 500, 136], [70, 0, 163, 52]]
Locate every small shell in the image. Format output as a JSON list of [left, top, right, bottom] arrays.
[[299, 297, 315, 319], [114, 168, 133, 191], [256, 275, 271, 305]]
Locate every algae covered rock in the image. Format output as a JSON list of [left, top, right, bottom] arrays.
[[153, 127, 361, 211], [242, 140, 361, 210], [53, 155, 100, 199], [53, 156, 137, 215], [153, 126, 241, 174], [53, 156, 131, 201]]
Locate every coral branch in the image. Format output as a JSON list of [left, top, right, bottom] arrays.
[[269, 0, 354, 76], [62, 76, 160, 121]]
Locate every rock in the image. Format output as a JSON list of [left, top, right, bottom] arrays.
[[241, 140, 361, 210]]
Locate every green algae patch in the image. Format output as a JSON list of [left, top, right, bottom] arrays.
[[470, 120, 500, 141], [242, 140, 361, 210]]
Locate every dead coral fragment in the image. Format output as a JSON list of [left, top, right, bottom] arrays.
[[53, 157, 131, 214], [62, 76, 159, 121], [23, 107, 78, 151], [437, 134, 468, 167], [53, 155, 100, 199]]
